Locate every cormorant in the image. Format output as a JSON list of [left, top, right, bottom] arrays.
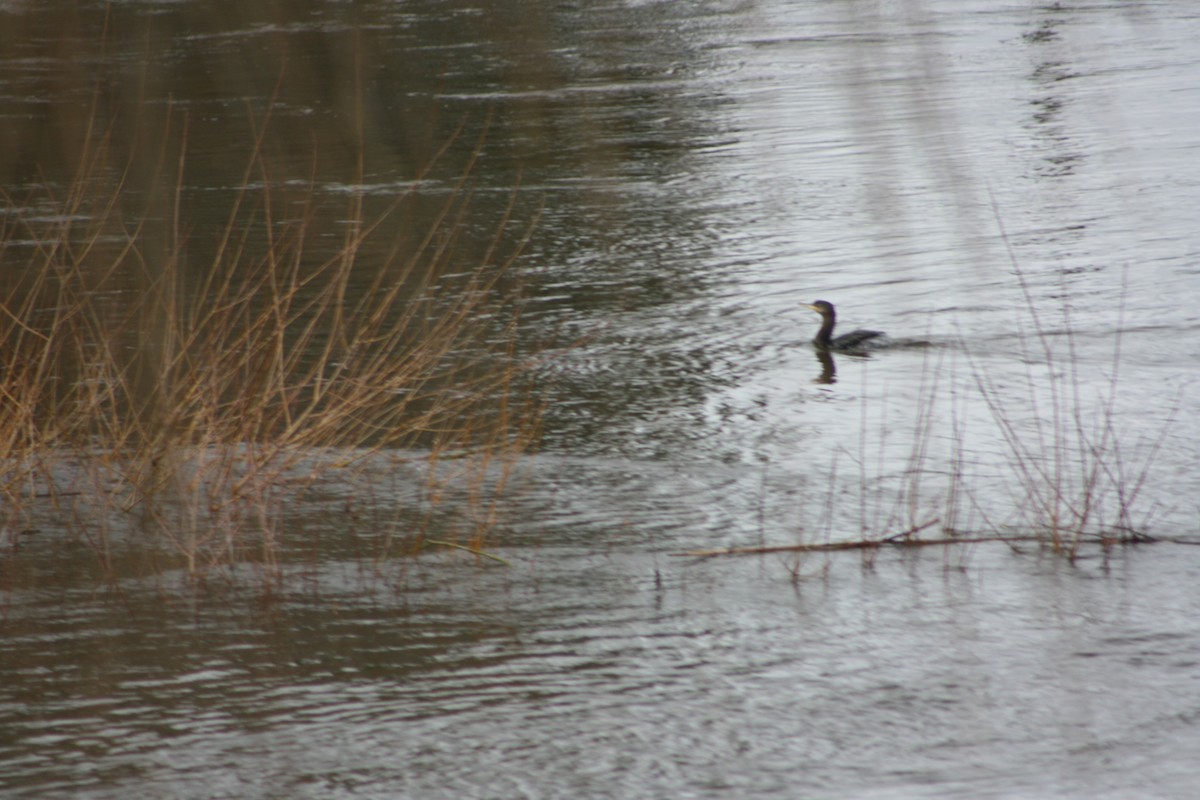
[[807, 300, 886, 351]]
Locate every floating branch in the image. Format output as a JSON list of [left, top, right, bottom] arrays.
[[674, 519, 1041, 559]]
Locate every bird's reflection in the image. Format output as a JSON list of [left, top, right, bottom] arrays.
[[814, 349, 836, 384]]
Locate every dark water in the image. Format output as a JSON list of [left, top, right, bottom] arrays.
[[3, 1, 1200, 798]]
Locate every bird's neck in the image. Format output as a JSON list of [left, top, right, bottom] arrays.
[[813, 314, 836, 347]]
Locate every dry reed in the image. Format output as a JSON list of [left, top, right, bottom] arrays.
[[0, 114, 543, 587]]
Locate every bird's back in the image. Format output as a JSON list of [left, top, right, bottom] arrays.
[[830, 328, 886, 351]]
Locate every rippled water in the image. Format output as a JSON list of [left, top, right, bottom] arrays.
[[4, 1, 1200, 798], [6, 533, 1200, 799]]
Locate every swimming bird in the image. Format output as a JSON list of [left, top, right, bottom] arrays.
[[806, 300, 886, 351]]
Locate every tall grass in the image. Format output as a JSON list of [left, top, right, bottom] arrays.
[[966, 244, 1174, 557], [866, 212, 1178, 557], [0, 116, 542, 586]]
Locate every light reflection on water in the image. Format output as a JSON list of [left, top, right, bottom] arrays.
[[3, 0, 1200, 798]]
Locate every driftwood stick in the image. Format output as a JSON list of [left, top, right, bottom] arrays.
[[880, 517, 941, 542], [673, 518, 1054, 559]]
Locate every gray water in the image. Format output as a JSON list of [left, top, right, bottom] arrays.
[[3, 1, 1200, 798]]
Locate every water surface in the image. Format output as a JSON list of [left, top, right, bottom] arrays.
[[3, 1, 1200, 798]]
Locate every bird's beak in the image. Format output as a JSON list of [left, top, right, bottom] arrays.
[[806, 304, 821, 313]]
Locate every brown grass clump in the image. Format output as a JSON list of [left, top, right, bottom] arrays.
[[0, 117, 542, 587]]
